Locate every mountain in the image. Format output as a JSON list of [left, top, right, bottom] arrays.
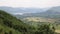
[[0, 10, 34, 34], [40, 6, 60, 15], [0, 6, 46, 15], [18, 6, 60, 18], [39, 6, 60, 18]]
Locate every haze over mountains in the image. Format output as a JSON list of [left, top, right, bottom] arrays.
[[0, 6, 60, 18], [0, 6, 60, 16], [0, 6, 48, 15], [22, 6, 60, 15], [12, 6, 60, 19]]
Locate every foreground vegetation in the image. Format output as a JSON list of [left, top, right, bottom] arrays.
[[0, 10, 57, 34]]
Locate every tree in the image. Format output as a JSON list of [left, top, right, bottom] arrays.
[[35, 24, 55, 34], [9, 31, 12, 34]]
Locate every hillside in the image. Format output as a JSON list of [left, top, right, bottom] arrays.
[[0, 10, 33, 34]]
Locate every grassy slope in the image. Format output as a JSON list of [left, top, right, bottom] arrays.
[[0, 10, 30, 34]]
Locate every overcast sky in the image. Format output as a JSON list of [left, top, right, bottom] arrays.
[[0, 0, 60, 8]]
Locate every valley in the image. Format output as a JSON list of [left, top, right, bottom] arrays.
[[0, 6, 60, 34], [15, 6, 60, 34]]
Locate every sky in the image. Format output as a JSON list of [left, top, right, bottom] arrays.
[[0, 0, 60, 8]]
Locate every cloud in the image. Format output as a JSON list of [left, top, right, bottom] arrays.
[[0, 0, 60, 8]]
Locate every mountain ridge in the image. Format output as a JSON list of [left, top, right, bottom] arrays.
[[0, 6, 46, 14], [0, 10, 32, 34]]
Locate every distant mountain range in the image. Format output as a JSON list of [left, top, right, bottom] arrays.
[[15, 6, 60, 19], [22, 6, 60, 16], [0, 6, 48, 15], [0, 6, 60, 19]]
